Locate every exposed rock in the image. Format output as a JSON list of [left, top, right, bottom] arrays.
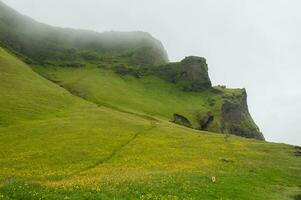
[[154, 56, 212, 91], [294, 146, 301, 156], [172, 113, 192, 128], [220, 89, 265, 140], [199, 112, 214, 130], [58, 63, 85, 68], [180, 56, 212, 91], [114, 64, 130, 75], [168, 89, 264, 141], [131, 70, 143, 78], [114, 64, 143, 78], [152, 61, 263, 140]]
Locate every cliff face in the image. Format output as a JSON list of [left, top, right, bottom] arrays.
[[152, 56, 212, 91], [180, 57, 212, 91], [170, 87, 265, 140], [159, 56, 264, 140], [220, 89, 264, 140]]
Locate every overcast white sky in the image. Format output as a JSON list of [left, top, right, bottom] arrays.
[[2, 0, 300, 145]]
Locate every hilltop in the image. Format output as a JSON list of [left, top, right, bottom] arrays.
[[0, 1, 300, 199], [0, 1, 168, 66]]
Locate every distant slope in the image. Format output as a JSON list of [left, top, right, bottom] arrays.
[[0, 47, 300, 199], [0, 1, 168, 66]]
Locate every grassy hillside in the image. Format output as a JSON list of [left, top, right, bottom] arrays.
[[0, 48, 300, 199], [32, 64, 218, 127], [0, 48, 78, 125], [32, 62, 263, 139], [0, 1, 264, 140]]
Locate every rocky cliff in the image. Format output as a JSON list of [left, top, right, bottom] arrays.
[[220, 89, 264, 140], [153, 56, 212, 91], [160, 57, 264, 140]]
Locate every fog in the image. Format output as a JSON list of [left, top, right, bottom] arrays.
[[2, 0, 300, 145]]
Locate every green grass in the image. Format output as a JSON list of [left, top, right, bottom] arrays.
[[32, 63, 238, 131], [0, 48, 78, 126], [0, 47, 300, 199]]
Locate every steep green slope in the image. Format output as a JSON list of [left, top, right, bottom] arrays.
[[32, 64, 216, 127], [0, 46, 152, 190], [0, 45, 300, 199], [0, 48, 77, 125]]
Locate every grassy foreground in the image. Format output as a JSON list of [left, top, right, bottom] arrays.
[[0, 47, 300, 199]]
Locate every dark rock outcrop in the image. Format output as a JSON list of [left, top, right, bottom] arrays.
[[180, 56, 212, 91], [158, 60, 264, 140], [199, 112, 214, 130], [294, 146, 301, 156], [58, 63, 85, 68], [114, 64, 142, 78], [220, 89, 264, 140], [114, 64, 130, 75], [172, 113, 192, 128], [154, 56, 212, 91]]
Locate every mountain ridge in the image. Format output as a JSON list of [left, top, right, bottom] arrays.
[[0, 0, 168, 66]]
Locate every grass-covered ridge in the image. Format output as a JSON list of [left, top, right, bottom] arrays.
[[0, 1, 168, 66], [0, 47, 300, 199]]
